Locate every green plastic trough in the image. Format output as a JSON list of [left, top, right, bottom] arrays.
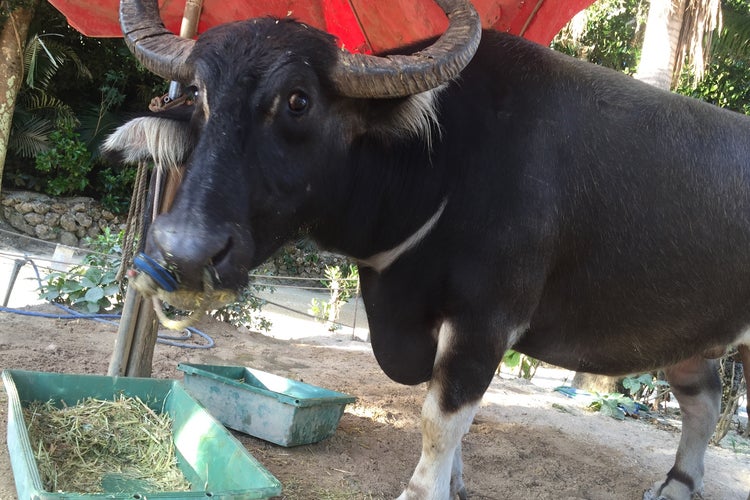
[[177, 363, 356, 447], [2, 369, 282, 500]]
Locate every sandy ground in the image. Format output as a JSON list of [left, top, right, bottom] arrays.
[[1, 228, 749, 499]]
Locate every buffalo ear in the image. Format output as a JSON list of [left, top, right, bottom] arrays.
[[102, 117, 193, 169]]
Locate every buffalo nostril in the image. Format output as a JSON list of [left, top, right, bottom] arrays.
[[210, 236, 233, 269], [149, 216, 233, 290]]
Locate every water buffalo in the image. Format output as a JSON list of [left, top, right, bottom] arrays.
[[107, 0, 750, 497]]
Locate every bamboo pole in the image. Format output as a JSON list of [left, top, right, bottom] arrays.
[[108, 0, 203, 377]]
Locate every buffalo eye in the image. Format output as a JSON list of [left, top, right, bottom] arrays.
[[287, 91, 309, 114]]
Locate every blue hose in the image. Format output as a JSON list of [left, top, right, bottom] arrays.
[[0, 258, 215, 349]]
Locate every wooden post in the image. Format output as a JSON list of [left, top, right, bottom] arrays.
[[108, 0, 203, 377]]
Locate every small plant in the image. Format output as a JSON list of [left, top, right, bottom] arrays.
[[210, 283, 272, 332], [621, 372, 671, 407], [500, 349, 540, 380], [588, 392, 637, 420], [309, 264, 359, 331], [39, 228, 124, 313]]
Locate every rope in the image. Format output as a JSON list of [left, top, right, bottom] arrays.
[[117, 159, 150, 282]]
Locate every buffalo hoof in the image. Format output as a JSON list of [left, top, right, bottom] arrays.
[[642, 486, 705, 500]]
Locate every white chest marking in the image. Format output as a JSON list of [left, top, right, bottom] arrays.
[[738, 327, 750, 346], [358, 199, 447, 273]]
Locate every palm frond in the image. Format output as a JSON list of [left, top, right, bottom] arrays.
[[24, 35, 63, 89], [8, 114, 54, 158], [23, 34, 92, 89], [674, 0, 722, 86], [21, 90, 78, 129], [710, 6, 750, 61], [41, 36, 93, 81]]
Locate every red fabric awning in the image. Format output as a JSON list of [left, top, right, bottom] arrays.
[[49, 0, 594, 51]]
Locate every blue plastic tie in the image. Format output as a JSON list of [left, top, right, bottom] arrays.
[[133, 252, 178, 292]]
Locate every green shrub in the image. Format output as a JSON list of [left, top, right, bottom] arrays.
[[34, 125, 93, 197], [96, 164, 138, 214]]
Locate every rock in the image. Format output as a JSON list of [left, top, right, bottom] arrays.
[[59, 213, 78, 232], [34, 224, 56, 240], [44, 212, 61, 227], [50, 202, 68, 214], [23, 212, 44, 225], [59, 231, 79, 247], [31, 201, 50, 215], [17, 202, 35, 214], [74, 212, 93, 228], [7, 212, 30, 232]]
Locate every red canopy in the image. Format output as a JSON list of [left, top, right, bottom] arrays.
[[50, 0, 595, 51]]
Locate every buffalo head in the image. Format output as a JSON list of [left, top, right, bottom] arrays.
[[117, 0, 480, 310]]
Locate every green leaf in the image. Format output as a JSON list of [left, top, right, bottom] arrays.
[[39, 290, 61, 301], [84, 287, 105, 303], [86, 301, 101, 314], [80, 276, 97, 289], [62, 281, 84, 293], [599, 400, 626, 420], [502, 350, 521, 368]]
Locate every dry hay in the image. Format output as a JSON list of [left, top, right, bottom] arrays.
[[23, 395, 190, 493]]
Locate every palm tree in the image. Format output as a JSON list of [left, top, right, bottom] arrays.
[[635, 0, 722, 90], [0, 0, 41, 193]]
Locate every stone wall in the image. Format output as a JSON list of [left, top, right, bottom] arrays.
[[1, 190, 124, 247], [256, 244, 353, 286]]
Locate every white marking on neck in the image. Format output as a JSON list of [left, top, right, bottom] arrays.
[[358, 199, 447, 273], [737, 327, 750, 346]]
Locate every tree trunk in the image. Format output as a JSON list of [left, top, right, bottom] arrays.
[[634, 0, 687, 90], [571, 372, 619, 393], [0, 0, 39, 195]]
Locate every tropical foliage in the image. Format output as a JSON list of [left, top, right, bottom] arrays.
[[2, 1, 165, 212], [552, 0, 649, 75], [555, 0, 750, 113]]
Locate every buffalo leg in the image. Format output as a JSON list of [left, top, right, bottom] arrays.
[[397, 318, 508, 500], [739, 344, 750, 439], [396, 387, 479, 500], [645, 355, 721, 500]]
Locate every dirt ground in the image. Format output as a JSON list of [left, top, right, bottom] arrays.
[[0, 225, 749, 499], [0, 304, 748, 500]]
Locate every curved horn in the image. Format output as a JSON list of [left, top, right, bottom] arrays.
[[332, 0, 481, 98], [120, 0, 195, 83]]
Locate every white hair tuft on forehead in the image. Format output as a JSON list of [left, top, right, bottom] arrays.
[[102, 116, 193, 170]]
